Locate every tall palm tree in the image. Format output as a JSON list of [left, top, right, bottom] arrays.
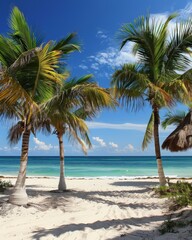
[[41, 74, 116, 191], [0, 7, 80, 205], [111, 14, 192, 185]]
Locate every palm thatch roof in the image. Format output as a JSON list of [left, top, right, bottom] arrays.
[[162, 110, 192, 152]]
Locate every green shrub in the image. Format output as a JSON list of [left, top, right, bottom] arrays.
[[0, 179, 13, 192], [159, 219, 192, 235], [155, 181, 192, 209]]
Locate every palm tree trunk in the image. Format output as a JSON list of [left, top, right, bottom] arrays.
[[9, 128, 31, 205], [58, 134, 67, 191], [153, 106, 166, 186]]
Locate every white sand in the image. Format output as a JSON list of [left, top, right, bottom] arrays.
[[0, 177, 192, 240]]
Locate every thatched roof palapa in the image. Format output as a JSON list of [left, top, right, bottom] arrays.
[[162, 110, 192, 152]]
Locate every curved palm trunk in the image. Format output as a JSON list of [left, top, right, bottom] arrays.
[[153, 106, 166, 186], [9, 128, 31, 205], [58, 134, 67, 191]]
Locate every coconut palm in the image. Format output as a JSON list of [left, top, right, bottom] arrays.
[[0, 7, 80, 205], [111, 14, 192, 185], [41, 74, 116, 191]]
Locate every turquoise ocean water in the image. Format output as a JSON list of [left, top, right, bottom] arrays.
[[0, 156, 192, 178]]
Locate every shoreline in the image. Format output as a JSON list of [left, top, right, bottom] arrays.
[[1, 174, 192, 180]]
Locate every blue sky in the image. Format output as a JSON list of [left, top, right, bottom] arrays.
[[0, 0, 191, 156]]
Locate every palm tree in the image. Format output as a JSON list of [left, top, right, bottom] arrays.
[[0, 7, 80, 205], [111, 14, 192, 185], [41, 74, 116, 191]]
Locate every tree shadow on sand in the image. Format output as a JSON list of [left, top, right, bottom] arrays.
[[110, 180, 159, 187], [0, 180, 163, 212], [24, 189, 159, 212], [31, 213, 173, 240], [31, 207, 192, 240]]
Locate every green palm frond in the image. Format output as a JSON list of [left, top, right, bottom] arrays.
[[111, 64, 147, 110], [0, 36, 21, 66], [119, 14, 178, 81], [166, 19, 192, 72], [58, 111, 91, 154], [51, 33, 80, 54], [161, 110, 186, 129], [43, 75, 116, 115], [9, 6, 37, 51], [178, 69, 192, 101], [142, 112, 154, 149], [36, 42, 64, 83]]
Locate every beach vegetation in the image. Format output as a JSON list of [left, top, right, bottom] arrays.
[[111, 14, 192, 186], [0, 179, 13, 192], [159, 218, 192, 235], [155, 181, 192, 209]]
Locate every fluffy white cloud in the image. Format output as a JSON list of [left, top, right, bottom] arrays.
[[91, 4, 192, 72], [89, 43, 137, 69], [92, 136, 106, 147], [79, 64, 88, 70], [109, 142, 118, 148], [33, 137, 53, 151]]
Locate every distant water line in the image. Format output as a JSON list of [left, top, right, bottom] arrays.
[[0, 156, 192, 178]]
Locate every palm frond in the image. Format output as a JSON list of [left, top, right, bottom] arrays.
[[161, 110, 186, 129], [9, 6, 37, 51], [142, 112, 154, 150], [166, 19, 192, 72], [0, 71, 38, 109], [111, 64, 147, 111], [0, 36, 21, 66], [51, 33, 80, 54], [8, 121, 24, 145]]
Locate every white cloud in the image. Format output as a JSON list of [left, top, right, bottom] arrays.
[[33, 137, 53, 151], [79, 64, 88, 70], [90, 63, 99, 70], [126, 144, 134, 151], [1, 147, 10, 152], [87, 121, 146, 131], [92, 136, 106, 147], [89, 43, 137, 69], [109, 142, 118, 148], [96, 30, 108, 39], [86, 121, 174, 133], [91, 4, 192, 72]]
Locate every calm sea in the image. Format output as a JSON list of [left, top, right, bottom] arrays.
[[0, 156, 191, 178]]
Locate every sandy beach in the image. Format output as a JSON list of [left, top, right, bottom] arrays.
[[0, 177, 191, 240]]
